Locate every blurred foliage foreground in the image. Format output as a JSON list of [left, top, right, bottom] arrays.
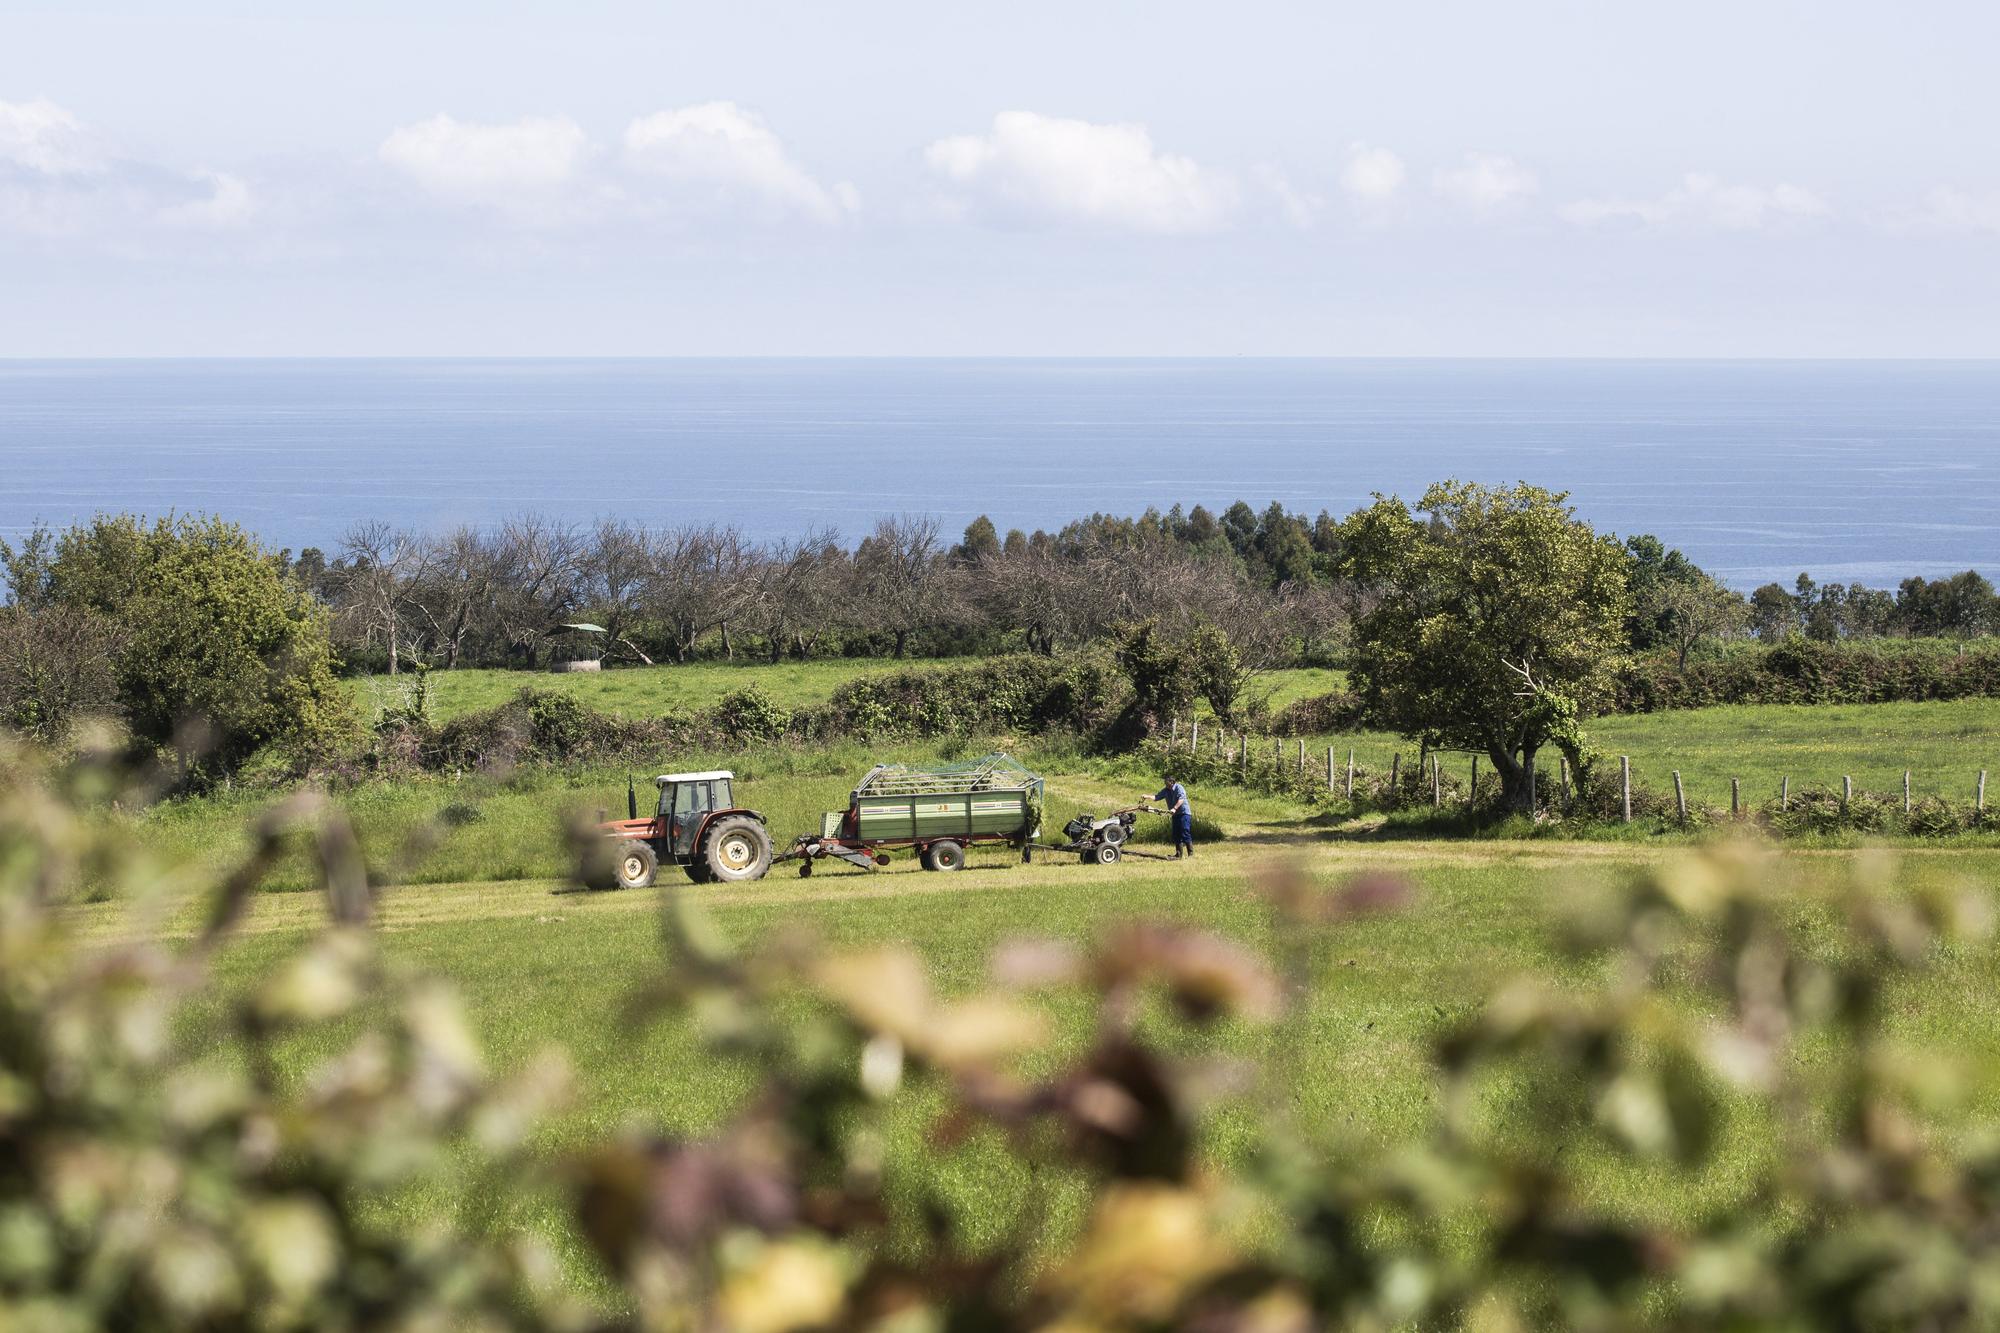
[[7, 738, 2000, 1331]]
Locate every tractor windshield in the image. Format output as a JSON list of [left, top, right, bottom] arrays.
[[674, 782, 716, 821]]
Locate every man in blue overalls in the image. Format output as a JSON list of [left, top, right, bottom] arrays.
[[1152, 774, 1195, 858]]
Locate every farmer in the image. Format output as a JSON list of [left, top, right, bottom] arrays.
[[1152, 774, 1195, 858]]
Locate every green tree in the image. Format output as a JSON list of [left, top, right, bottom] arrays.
[[1335, 481, 1629, 812], [954, 515, 1001, 563], [1114, 620, 1199, 731], [1185, 622, 1246, 722], [26, 515, 355, 780]]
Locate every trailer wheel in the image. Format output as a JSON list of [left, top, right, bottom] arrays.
[[798, 859, 813, 878], [1092, 843, 1121, 866], [928, 840, 965, 873], [614, 840, 658, 890], [703, 816, 772, 882]]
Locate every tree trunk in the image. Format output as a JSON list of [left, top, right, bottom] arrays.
[[1489, 744, 1537, 814], [893, 628, 909, 659]]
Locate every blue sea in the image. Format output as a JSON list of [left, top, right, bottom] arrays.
[[3, 358, 1997, 590]]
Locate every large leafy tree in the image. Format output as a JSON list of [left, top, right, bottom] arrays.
[[1335, 481, 1629, 812], [17, 514, 353, 780]]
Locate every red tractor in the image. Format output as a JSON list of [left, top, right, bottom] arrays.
[[587, 770, 774, 889]]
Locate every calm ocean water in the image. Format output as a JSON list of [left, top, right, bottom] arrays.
[[2, 358, 1996, 589]]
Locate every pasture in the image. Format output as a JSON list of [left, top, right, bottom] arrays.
[[346, 656, 949, 724], [77, 671, 2000, 1299], [1289, 697, 2000, 811], [84, 777, 2000, 1296]]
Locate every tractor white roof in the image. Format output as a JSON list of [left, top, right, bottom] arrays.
[[654, 770, 735, 786]]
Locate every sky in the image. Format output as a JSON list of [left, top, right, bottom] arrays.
[[3, 0, 1999, 357]]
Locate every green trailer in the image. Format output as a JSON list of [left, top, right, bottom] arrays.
[[789, 753, 1043, 875]]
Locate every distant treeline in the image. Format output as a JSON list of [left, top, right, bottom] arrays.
[[3, 499, 1997, 784], [270, 504, 1997, 673]]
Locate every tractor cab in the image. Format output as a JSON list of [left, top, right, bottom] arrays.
[[655, 770, 735, 859]]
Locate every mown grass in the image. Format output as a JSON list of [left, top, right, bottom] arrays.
[[100, 828, 2000, 1298]]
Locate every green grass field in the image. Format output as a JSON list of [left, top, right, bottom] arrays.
[[1289, 697, 2000, 810], [81, 779, 2000, 1298], [74, 678, 2000, 1300], [350, 658, 1351, 726], [347, 657, 961, 724]]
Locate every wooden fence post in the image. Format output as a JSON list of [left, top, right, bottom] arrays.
[[1390, 753, 1401, 789], [1620, 755, 1631, 823], [1432, 755, 1441, 807], [1673, 771, 1687, 825], [1731, 777, 1740, 818], [1559, 756, 1570, 811], [1470, 755, 1478, 806], [1529, 758, 1537, 814], [1978, 770, 1987, 813], [1297, 738, 1306, 773], [1273, 737, 1281, 773], [1171, 717, 1179, 745], [1240, 740, 1248, 778], [1781, 775, 1789, 810], [1189, 721, 1198, 753], [1842, 775, 1852, 811], [1327, 746, 1336, 790], [1904, 769, 1912, 814], [1345, 749, 1355, 799]]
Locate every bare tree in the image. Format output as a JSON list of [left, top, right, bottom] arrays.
[[578, 520, 657, 664], [400, 526, 500, 670], [336, 521, 427, 675], [746, 529, 847, 663], [854, 515, 946, 659], [490, 516, 587, 668], [645, 525, 757, 663]]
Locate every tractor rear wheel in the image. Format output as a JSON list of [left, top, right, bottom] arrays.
[[614, 840, 659, 890], [703, 816, 773, 882], [928, 840, 965, 872]]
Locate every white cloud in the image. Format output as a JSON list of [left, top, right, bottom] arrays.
[[1562, 172, 1828, 231], [1254, 164, 1321, 228], [378, 114, 592, 202], [623, 101, 855, 223], [1904, 186, 2000, 234], [1433, 153, 1537, 212], [0, 98, 99, 175], [158, 170, 256, 228], [1339, 143, 1405, 201], [924, 111, 1235, 234]]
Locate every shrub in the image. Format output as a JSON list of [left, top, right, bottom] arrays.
[[715, 684, 790, 743]]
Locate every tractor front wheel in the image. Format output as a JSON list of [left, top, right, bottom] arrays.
[[1092, 843, 1121, 866], [614, 840, 659, 890], [703, 816, 773, 882]]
